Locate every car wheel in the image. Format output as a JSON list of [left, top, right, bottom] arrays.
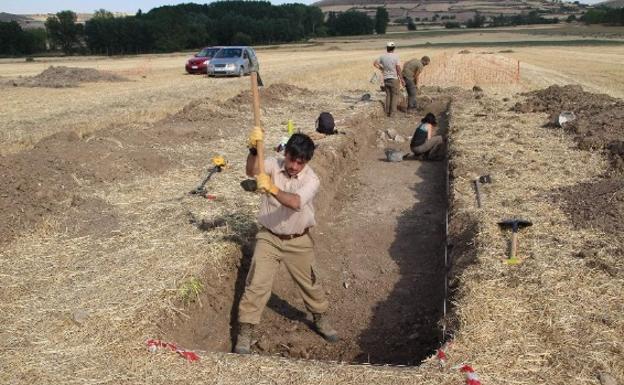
[[238, 67, 244, 77]]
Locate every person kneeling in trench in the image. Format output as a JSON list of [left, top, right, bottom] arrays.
[[235, 131, 339, 355], [409, 112, 445, 161]]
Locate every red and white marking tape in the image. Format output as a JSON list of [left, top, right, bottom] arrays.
[[146, 338, 200, 362], [436, 340, 453, 369], [459, 365, 482, 385]]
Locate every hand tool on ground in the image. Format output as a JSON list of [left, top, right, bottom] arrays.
[[498, 218, 532, 265], [189, 156, 226, 197], [474, 174, 492, 208]]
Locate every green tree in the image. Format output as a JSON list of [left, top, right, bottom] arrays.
[[466, 12, 486, 28], [406, 16, 416, 31], [375, 7, 389, 34], [334, 11, 374, 36], [45, 10, 83, 54]]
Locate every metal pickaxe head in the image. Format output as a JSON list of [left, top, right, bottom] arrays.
[[498, 218, 532, 233]]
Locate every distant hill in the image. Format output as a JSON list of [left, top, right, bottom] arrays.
[[313, 0, 584, 23], [0, 12, 44, 29], [597, 0, 624, 7], [0, 12, 32, 23], [0, 12, 130, 29]]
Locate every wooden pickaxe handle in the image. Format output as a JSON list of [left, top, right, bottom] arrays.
[[510, 231, 518, 259], [251, 72, 264, 175]]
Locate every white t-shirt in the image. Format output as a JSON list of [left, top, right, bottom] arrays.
[[376, 53, 401, 80]]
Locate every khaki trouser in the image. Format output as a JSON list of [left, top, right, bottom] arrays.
[[384, 78, 400, 117], [411, 135, 445, 160], [403, 75, 417, 110], [238, 229, 329, 325]]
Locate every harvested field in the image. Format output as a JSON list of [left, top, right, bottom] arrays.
[[1, 27, 624, 385]]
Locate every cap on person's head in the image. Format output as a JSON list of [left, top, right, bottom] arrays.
[[422, 55, 431, 64], [386, 41, 396, 48]]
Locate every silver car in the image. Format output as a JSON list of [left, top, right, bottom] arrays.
[[206, 46, 259, 77]]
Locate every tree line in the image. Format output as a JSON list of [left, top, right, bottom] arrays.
[[580, 6, 624, 25], [0, 1, 391, 56]]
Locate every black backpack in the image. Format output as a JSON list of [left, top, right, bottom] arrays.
[[316, 112, 336, 135]]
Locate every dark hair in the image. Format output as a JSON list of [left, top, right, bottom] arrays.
[[421, 112, 437, 126], [285, 133, 315, 161]]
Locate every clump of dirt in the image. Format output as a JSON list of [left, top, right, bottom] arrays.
[[227, 83, 314, 106], [513, 84, 624, 170], [8, 66, 127, 88]]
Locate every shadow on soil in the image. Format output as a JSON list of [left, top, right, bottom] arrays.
[[354, 102, 449, 365]]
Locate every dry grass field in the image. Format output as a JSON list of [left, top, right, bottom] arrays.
[[1, 26, 623, 385]]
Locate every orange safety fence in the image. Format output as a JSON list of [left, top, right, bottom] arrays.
[[418, 52, 520, 87]]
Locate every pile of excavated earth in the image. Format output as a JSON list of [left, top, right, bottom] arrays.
[[5, 65, 127, 88]]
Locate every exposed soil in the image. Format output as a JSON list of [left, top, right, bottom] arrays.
[[0, 129, 176, 244], [163, 95, 451, 365], [6, 65, 127, 88], [557, 177, 624, 235], [0, 85, 271, 245], [227, 83, 314, 107], [514, 84, 624, 238], [513, 84, 624, 172]]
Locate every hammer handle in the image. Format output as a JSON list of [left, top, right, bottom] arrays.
[[510, 231, 518, 259], [474, 180, 482, 208], [250, 72, 264, 175]]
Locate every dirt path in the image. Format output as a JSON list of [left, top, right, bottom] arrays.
[[241, 103, 449, 365]]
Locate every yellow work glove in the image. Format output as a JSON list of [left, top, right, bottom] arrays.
[[256, 173, 279, 195], [248, 126, 264, 149]]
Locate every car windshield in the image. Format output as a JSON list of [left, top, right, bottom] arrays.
[[197, 48, 220, 57], [215, 48, 242, 59]]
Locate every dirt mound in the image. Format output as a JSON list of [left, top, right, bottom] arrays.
[[227, 83, 314, 106], [8, 65, 127, 88], [513, 84, 624, 170], [172, 99, 238, 122], [514, 85, 624, 239], [0, 130, 175, 245]]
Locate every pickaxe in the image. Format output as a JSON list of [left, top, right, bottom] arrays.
[[498, 218, 532, 265], [474, 174, 492, 208], [189, 156, 226, 197]]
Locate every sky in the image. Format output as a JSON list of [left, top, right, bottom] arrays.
[[0, 0, 606, 14]]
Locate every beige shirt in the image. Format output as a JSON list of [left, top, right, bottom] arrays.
[[258, 157, 320, 235], [402, 59, 424, 79]]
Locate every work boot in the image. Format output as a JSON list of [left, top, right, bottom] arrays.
[[234, 322, 254, 354], [312, 313, 339, 343]]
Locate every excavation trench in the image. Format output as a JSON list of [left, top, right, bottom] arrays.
[[163, 96, 451, 365]]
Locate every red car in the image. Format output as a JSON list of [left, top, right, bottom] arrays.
[[185, 46, 222, 74]]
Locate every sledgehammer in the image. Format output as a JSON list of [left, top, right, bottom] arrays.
[[498, 218, 532, 265]]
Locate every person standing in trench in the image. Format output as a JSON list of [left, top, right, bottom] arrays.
[[374, 42, 405, 117], [234, 129, 339, 355]]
